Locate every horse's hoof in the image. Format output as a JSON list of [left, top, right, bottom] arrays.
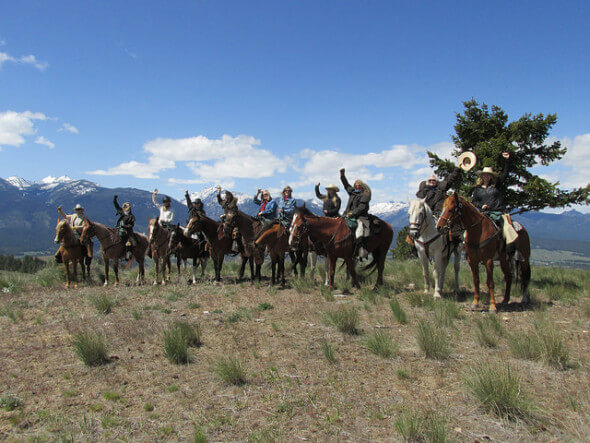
[[470, 303, 480, 310], [153, 281, 158, 286], [114, 282, 119, 287], [74, 284, 78, 289], [489, 304, 497, 313], [433, 292, 442, 299], [103, 282, 108, 287], [161, 281, 167, 286]]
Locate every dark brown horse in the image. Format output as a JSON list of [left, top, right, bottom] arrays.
[[289, 208, 393, 290], [54, 219, 86, 288], [148, 217, 172, 285], [186, 213, 253, 282], [81, 219, 148, 286], [224, 211, 265, 281], [436, 193, 531, 311], [168, 224, 210, 284], [255, 222, 290, 286]]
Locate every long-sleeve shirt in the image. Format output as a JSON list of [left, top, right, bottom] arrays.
[[341, 173, 370, 219], [277, 197, 296, 219], [185, 193, 206, 218], [58, 210, 86, 230], [217, 193, 238, 216], [472, 159, 510, 213], [315, 185, 341, 217], [114, 197, 135, 230], [416, 167, 461, 214], [254, 196, 278, 219], [152, 194, 174, 224]]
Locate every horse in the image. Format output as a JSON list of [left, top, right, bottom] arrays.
[[54, 219, 86, 288], [255, 222, 291, 286], [186, 213, 253, 282], [81, 219, 148, 286], [148, 217, 173, 285], [289, 207, 393, 290], [224, 211, 265, 281], [408, 199, 462, 298], [168, 224, 210, 284], [436, 193, 531, 311]]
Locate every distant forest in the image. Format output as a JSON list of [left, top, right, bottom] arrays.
[[0, 255, 47, 274]]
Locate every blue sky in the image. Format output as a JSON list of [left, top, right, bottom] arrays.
[[1, 0, 589, 207]]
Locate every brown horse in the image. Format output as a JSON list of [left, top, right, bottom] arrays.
[[289, 207, 393, 290], [224, 211, 265, 281], [186, 213, 252, 282], [54, 219, 86, 288], [148, 218, 172, 285], [168, 224, 210, 284], [436, 193, 531, 311], [81, 219, 148, 286], [255, 222, 290, 286]]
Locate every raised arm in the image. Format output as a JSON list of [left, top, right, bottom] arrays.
[[315, 183, 326, 200], [113, 195, 122, 212], [340, 168, 354, 194], [497, 153, 510, 187], [416, 181, 428, 198], [185, 190, 192, 208], [152, 190, 162, 209], [439, 167, 461, 192], [57, 206, 68, 220]]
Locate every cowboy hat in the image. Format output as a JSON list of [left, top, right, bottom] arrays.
[[458, 151, 477, 172], [122, 202, 131, 210], [74, 204, 84, 211], [162, 195, 171, 203], [325, 184, 340, 192], [476, 166, 499, 177]]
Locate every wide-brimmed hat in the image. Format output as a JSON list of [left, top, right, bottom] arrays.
[[162, 196, 171, 203], [74, 204, 84, 211], [122, 202, 131, 210], [476, 166, 499, 177], [282, 186, 293, 194], [458, 151, 477, 171], [325, 184, 339, 192]]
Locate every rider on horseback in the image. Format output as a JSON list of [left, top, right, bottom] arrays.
[[315, 183, 341, 217], [185, 190, 206, 242], [217, 187, 241, 253], [55, 204, 92, 264], [277, 186, 296, 227], [114, 195, 136, 260], [340, 168, 371, 259], [471, 152, 518, 255], [254, 189, 278, 226], [416, 167, 461, 217], [152, 189, 175, 229]]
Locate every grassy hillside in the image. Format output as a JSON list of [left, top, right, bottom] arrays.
[[1, 261, 589, 441]]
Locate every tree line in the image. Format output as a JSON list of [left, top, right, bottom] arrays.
[[0, 255, 47, 274]]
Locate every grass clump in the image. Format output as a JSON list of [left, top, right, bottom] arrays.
[[173, 321, 203, 347], [322, 341, 337, 363], [211, 356, 247, 386], [415, 319, 450, 360], [475, 315, 505, 348], [407, 292, 435, 309], [291, 278, 314, 294], [102, 391, 121, 402], [320, 285, 334, 301], [0, 394, 22, 411], [325, 305, 360, 335], [88, 293, 117, 314], [359, 287, 378, 304], [389, 298, 408, 324], [72, 331, 109, 366], [0, 303, 23, 323], [163, 326, 190, 364], [256, 302, 274, 311], [464, 361, 533, 421], [393, 410, 448, 442], [364, 330, 398, 358], [433, 299, 462, 327], [393, 410, 422, 441], [193, 425, 208, 443]]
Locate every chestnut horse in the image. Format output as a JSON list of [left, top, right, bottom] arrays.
[[54, 219, 86, 288], [255, 222, 290, 286], [148, 218, 172, 285], [81, 219, 148, 286], [168, 224, 210, 284], [224, 211, 265, 281], [437, 193, 531, 311], [289, 207, 393, 290], [186, 213, 253, 282]]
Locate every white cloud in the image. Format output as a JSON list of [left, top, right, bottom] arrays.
[[0, 51, 48, 71], [0, 110, 49, 147], [88, 134, 286, 181], [560, 133, 590, 189], [58, 123, 79, 134], [124, 48, 138, 59], [34, 136, 55, 149]]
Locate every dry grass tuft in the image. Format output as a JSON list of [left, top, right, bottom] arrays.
[[325, 305, 361, 335], [389, 297, 408, 324], [211, 356, 247, 385], [72, 331, 109, 366], [364, 330, 398, 358], [415, 319, 450, 360]]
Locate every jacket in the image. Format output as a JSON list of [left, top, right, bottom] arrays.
[[152, 194, 174, 224], [341, 172, 371, 219], [217, 192, 238, 216], [254, 196, 278, 219], [472, 159, 510, 213], [185, 193, 206, 218], [277, 197, 296, 219], [114, 197, 135, 230], [315, 184, 341, 217], [416, 167, 461, 214]]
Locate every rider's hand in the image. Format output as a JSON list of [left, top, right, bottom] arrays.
[[185, 190, 189, 195], [323, 209, 328, 214], [57, 206, 62, 211], [502, 152, 510, 159], [317, 182, 321, 187], [114, 195, 118, 199], [279, 208, 283, 213], [257, 188, 261, 194], [339, 168, 345, 174], [153, 188, 158, 194], [482, 204, 489, 210]]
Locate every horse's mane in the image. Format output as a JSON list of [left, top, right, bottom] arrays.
[[296, 206, 318, 218], [237, 211, 256, 222], [409, 198, 433, 219], [255, 223, 279, 245]]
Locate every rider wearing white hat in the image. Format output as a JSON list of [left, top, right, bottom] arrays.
[[55, 203, 93, 263], [315, 182, 341, 217]]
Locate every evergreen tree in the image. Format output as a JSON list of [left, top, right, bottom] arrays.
[[428, 100, 590, 214], [392, 226, 416, 260]]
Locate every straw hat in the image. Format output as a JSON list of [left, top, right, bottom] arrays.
[[74, 204, 84, 211], [476, 166, 499, 177], [325, 184, 340, 192], [458, 151, 477, 171]]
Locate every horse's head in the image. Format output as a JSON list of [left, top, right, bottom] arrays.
[[168, 223, 181, 250], [408, 199, 427, 239], [80, 219, 94, 243], [54, 219, 67, 243], [186, 214, 202, 236], [148, 217, 160, 244], [289, 208, 306, 247], [437, 192, 462, 232], [221, 211, 236, 238]]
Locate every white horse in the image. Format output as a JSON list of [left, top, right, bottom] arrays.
[[408, 199, 462, 298]]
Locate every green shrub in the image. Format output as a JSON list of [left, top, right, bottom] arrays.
[[389, 298, 408, 324], [508, 334, 543, 361], [211, 356, 247, 385], [359, 287, 378, 305], [102, 391, 121, 402], [0, 394, 22, 411], [72, 331, 109, 366], [364, 330, 398, 359], [535, 319, 572, 370], [464, 361, 533, 420], [89, 293, 117, 314], [320, 286, 334, 301], [326, 305, 360, 335], [415, 319, 450, 360]]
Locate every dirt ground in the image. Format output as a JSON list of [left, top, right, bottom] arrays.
[[1, 261, 589, 441]]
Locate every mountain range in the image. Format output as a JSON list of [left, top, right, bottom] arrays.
[[1, 176, 589, 257]]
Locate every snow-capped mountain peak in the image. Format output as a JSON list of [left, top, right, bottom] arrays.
[[371, 201, 409, 216], [6, 176, 32, 189]]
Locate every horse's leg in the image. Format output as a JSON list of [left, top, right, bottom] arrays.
[[103, 256, 109, 286], [153, 256, 159, 286], [201, 257, 208, 279], [64, 261, 71, 289], [418, 249, 430, 294], [270, 255, 276, 286], [374, 248, 386, 290], [280, 256, 286, 286], [72, 259, 79, 289], [485, 259, 496, 312], [309, 251, 317, 279], [468, 257, 480, 309], [453, 247, 461, 295], [299, 251, 307, 278], [346, 256, 360, 289], [162, 256, 168, 286], [113, 261, 119, 286], [216, 255, 224, 282], [433, 251, 447, 299], [166, 256, 172, 283], [324, 258, 330, 287], [238, 256, 247, 281], [139, 260, 145, 285], [249, 256, 254, 281], [519, 260, 531, 305], [191, 257, 197, 284], [499, 256, 512, 305]]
